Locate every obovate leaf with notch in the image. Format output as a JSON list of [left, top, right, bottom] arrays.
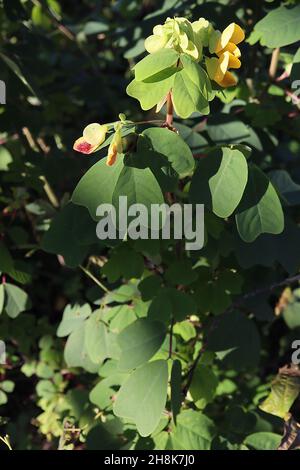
[[142, 127, 195, 178], [190, 147, 248, 218], [117, 318, 167, 371], [72, 157, 165, 228], [127, 75, 175, 111], [134, 48, 179, 82], [113, 359, 168, 437], [235, 165, 284, 242]]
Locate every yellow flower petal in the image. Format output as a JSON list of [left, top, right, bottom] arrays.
[[83, 123, 107, 146], [226, 52, 241, 69], [218, 71, 238, 88], [107, 143, 118, 166], [217, 42, 241, 58], [227, 23, 245, 45], [215, 52, 230, 82], [215, 23, 245, 53]]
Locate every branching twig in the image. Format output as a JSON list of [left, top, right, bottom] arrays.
[[234, 273, 300, 306]]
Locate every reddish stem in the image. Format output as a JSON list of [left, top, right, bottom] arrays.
[[166, 92, 174, 127]]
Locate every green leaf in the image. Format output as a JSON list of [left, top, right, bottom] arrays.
[[235, 218, 300, 274], [72, 157, 164, 228], [105, 282, 138, 304], [149, 288, 197, 324], [244, 432, 281, 450], [83, 21, 109, 35], [0, 147, 13, 171], [283, 288, 300, 329], [269, 170, 300, 206], [0, 241, 14, 273], [235, 165, 284, 242], [173, 66, 210, 118], [190, 147, 248, 218], [0, 390, 7, 405], [72, 157, 124, 221], [64, 326, 99, 373], [180, 54, 213, 102], [112, 165, 165, 222], [171, 359, 182, 424], [1, 380, 14, 393], [127, 75, 174, 110], [108, 305, 136, 332], [173, 321, 196, 341], [102, 245, 144, 282], [207, 311, 261, 370], [57, 303, 91, 337], [4, 283, 32, 318], [89, 374, 128, 409], [206, 114, 253, 147], [252, 5, 300, 48], [84, 311, 110, 363], [86, 421, 123, 450], [142, 127, 195, 178], [175, 122, 208, 151], [117, 318, 167, 371], [42, 203, 97, 267], [170, 410, 216, 450], [148, 292, 173, 324], [113, 360, 168, 436], [224, 406, 257, 436], [190, 365, 218, 409], [167, 288, 197, 321], [259, 372, 300, 419], [165, 260, 198, 285], [134, 49, 179, 81], [138, 275, 162, 301]]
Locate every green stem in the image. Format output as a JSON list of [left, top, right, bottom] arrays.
[[79, 265, 110, 294]]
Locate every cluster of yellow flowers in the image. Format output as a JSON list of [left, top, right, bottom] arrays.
[[145, 16, 245, 88], [206, 23, 245, 88], [73, 17, 245, 164]]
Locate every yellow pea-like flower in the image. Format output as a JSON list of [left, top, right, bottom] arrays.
[[206, 52, 238, 88], [106, 128, 123, 167], [106, 142, 118, 167], [83, 123, 108, 146], [207, 23, 244, 88], [215, 23, 245, 54], [73, 123, 108, 154], [216, 42, 241, 59]]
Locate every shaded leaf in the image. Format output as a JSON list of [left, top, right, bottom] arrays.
[[113, 360, 168, 437]]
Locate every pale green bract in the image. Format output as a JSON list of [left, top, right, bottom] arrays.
[[145, 17, 207, 61]]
